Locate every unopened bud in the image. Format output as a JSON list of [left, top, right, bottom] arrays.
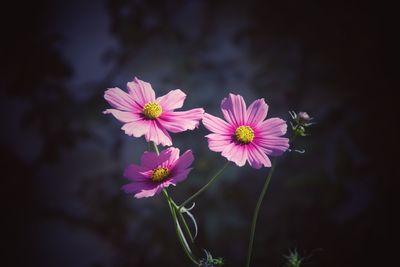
[[298, 112, 310, 122], [289, 111, 314, 139]]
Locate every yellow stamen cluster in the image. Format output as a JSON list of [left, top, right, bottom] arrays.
[[234, 125, 254, 144], [143, 102, 162, 119], [151, 167, 170, 182]]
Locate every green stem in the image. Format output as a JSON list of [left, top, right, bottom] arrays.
[[170, 199, 195, 243], [163, 190, 199, 265], [245, 158, 277, 267], [176, 206, 195, 243], [150, 141, 160, 155], [179, 161, 229, 211]]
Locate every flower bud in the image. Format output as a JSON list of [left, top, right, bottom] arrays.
[[298, 112, 310, 122], [289, 111, 314, 138]]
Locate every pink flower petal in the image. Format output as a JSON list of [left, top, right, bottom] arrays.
[[159, 180, 176, 188], [103, 109, 142, 123], [145, 120, 173, 146], [256, 118, 287, 136], [254, 136, 289, 156], [221, 93, 247, 127], [121, 119, 150, 137], [246, 149, 262, 169], [104, 87, 139, 111], [221, 143, 248, 167], [134, 186, 163, 198], [140, 151, 159, 169], [123, 164, 152, 182], [247, 98, 268, 126], [247, 144, 271, 169], [173, 150, 194, 171], [127, 77, 156, 106], [156, 89, 186, 111], [206, 133, 233, 152], [159, 108, 204, 133], [202, 113, 234, 135], [169, 168, 192, 184], [122, 182, 163, 198], [157, 147, 180, 167]]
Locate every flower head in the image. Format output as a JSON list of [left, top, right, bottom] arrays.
[[104, 77, 204, 146], [202, 94, 289, 169], [122, 147, 194, 198]]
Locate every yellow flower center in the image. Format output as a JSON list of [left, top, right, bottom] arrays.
[[143, 102, 162, 119], [151, 167, 170, 182], [234, 125, 254, 144]]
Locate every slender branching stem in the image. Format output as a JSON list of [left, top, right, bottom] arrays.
[[179, 161, 230, 211], [163, 190, 199, 266], [170, 198, 195, 243], [245, 158, 277, 267]]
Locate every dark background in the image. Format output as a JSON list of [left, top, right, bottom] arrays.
[[2, 0, 397, 266]]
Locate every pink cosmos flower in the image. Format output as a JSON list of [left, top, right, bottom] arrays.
[[202, 94, 289, 169], [122, 147, 194, 198], [104, 77, 204, 146]]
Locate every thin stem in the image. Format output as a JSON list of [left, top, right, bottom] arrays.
[[176, 205, 195, 243], [170, 198, 195, 243], [245, 158, 277, 267], [179, 161, 230, 211], [151, 141, 160, 155], [163, 190, 199, 265]]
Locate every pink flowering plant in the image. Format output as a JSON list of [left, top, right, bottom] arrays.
[[104, 77, 312, 266]]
